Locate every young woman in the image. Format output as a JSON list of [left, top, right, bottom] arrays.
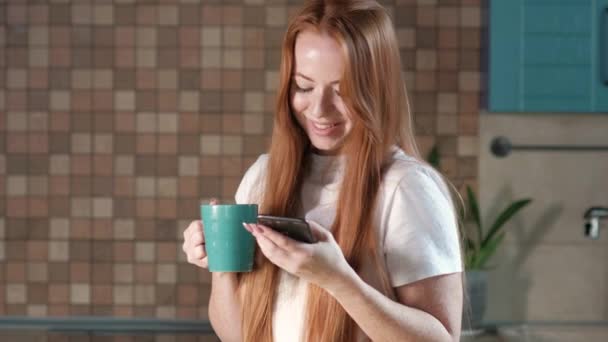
[[182, 0, 463, 341]]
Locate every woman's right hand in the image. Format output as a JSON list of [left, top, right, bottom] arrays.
[[182, 199, 218, 269]]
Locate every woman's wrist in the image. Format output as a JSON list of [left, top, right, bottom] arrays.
[[324, 265, 360, 298], [211, 271, 238, 285]]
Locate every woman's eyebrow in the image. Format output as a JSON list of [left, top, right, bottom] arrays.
[[295, 72, 340, 84]]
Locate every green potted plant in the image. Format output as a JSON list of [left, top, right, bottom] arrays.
[[461, 186, 531, 329], [426, 145, 532, 328]]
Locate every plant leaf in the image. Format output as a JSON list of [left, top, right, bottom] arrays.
[[476, 232, 505, 269], [466, 186, 482, 245], [465, 237, 476, 251], [481, 198, 532, 247], [464, 251, 477, 270], [426, 144, 440, 169], [464, 237, 477, 269]]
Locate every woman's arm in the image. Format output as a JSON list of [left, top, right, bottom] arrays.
[[208, 272, 243, 342], [182, 217, 243, 342], [245, 221, 462, 342], [329, 269, 462, 342]]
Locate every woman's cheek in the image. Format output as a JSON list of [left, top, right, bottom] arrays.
[[291, 94, 307, 113], [292, 96, 308, 122]]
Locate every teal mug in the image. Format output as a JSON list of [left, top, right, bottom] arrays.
[[200, 204, 258, 272]]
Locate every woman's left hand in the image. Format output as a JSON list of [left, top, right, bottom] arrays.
[[244, 221, 355, 293]]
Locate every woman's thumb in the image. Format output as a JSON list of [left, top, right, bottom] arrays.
[[307, 220, 331, 242]]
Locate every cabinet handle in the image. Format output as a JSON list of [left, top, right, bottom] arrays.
[[603, 7, 608, 85]]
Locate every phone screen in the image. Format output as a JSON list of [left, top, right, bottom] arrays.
[[257, 215, 316, 243]]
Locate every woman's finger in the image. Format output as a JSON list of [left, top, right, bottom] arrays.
[[192, 245, 206, 260], [253, 227, 289, 262], [254, 224, 298, 252], [190, 256, 208, 269], [184, 220, 200, 244], [191, 231, 205, 246], [182, 221, 197, 252]]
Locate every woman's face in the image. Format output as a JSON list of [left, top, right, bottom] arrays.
[[290, 30, 353, 155]]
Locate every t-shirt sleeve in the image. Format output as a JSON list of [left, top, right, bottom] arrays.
[[383, 166, 463, 287], [234, 154, 268, 204]]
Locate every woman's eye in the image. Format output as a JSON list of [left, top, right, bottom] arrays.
[[294, 84, 312, 93]]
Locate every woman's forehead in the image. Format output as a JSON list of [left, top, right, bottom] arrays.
[[293, 30, 345, 80]]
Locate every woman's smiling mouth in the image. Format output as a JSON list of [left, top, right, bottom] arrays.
[[309, 120, 344, 136]]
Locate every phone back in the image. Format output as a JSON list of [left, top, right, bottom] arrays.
[[257, 215, 316, 243]]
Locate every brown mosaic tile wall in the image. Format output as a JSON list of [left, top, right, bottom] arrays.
[[0, 0, 481, 319]]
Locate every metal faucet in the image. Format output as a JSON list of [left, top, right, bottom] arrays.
[[584, 207, 608, 239]]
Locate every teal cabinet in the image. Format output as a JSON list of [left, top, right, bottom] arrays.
[[489, 0, 608, 112]]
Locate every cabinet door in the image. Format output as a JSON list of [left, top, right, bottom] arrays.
[[489, 0, 608, 112], [596, 0, 608, 111]]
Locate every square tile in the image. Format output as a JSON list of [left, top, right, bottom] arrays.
[[201, 49, 221, 68], [137, 6, 157, 25], [135, 242, 155, 262], [157, 178, 177, 197], [266, 7, 286, 27], [244, 28, 264, 48], [29, 27, 49, 46], [416, 6, 436, 27], [223, 6, 243, 26], [201, 5, 221, 26], [158, 6, 178, 26], [416, 50, 437, 70], [458, 71, 480, 91], [70, 284, 90, 304], [115, 91, 135, 111], [6, 284, 27, 304], [7, 113, 27, 131], [114, 264, 134, 283], [158, 70, 178, 89], [179, 27, 199, 47], [244, 49, 264, 69], [136, 177, 156, 197], [180, 48, 200, 68], [179, 5, 200, 25], [200, 69, 221, 90], [157, 264, 177, 284], [457, 135, 478, 156], [94, 5, 114, 25], [224, 27, 243, 48], [71, 5, 92, 25], [158, 113, 178, 133], [201, 27, 221, 47], [222, 135, 242, 156], [438, 6, 459, 27], [93, 198, 113, 218], [134, 285, 155, 305], [29, 5, 50, 24], [29, 48, 49, 67], [136, 49, 157, 68], [200, 135, 221, 156], [113, 285, 133, 305], [461, 6, 481, 28], [49, 241, 69, 262], [136, 112, 157, 133]]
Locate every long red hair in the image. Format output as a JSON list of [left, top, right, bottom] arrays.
[[238, 1, 421, 341]]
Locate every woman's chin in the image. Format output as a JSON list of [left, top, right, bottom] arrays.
[[310, 141, 342, 155]]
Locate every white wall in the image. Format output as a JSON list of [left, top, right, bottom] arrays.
[[479, 113, 608, 321]]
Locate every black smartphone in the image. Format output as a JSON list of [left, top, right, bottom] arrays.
[[257, 215, 316, 244]]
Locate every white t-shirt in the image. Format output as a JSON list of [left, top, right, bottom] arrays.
[[234, 147, 462, 342]]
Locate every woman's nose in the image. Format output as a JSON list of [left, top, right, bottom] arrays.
[[309, 87, 335, 118]]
